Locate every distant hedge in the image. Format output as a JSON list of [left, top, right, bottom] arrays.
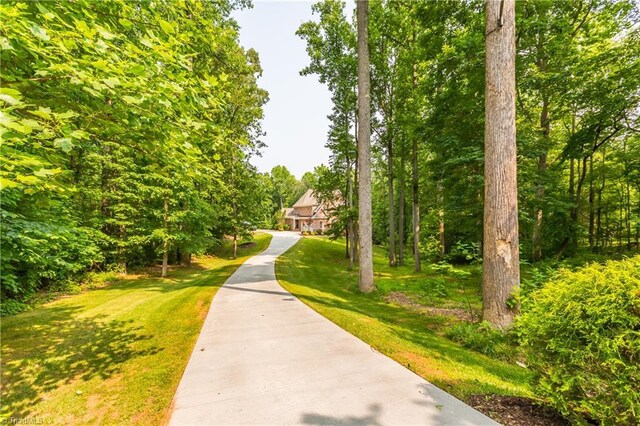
[[517, 256, 640, 425]]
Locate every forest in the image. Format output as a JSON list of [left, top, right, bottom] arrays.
[[0, 1, 317, 309], [3, 0, 638, 308], [300, 0, 640, 270]]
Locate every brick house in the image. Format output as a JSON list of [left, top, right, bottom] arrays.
[[283, 189, 333, 232]]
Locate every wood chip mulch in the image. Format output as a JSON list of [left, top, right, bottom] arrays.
[[467, 395, 570, 426]]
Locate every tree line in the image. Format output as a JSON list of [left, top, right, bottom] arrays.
[[301, 0, 640, 326], [0, 0, 280, 299]]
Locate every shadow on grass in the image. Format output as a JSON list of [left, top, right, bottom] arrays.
[[0, 235, 274, 421], [1, 305, 159, 419], [91, 263, 240, 294]]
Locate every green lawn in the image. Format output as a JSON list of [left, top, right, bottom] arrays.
[[0, 233, 272, 425], [276, 236, 532, 400]]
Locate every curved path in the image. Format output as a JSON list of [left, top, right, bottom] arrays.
[[170, 232, 498, 425]]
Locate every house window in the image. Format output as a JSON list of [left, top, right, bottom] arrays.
[[320, 222, 323, 229]]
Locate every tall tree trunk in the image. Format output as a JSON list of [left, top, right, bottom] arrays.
[[482, 0, 519, 329], [356, 0, 374, 292], [569, 158, 575, 197], [233, 234, 238, 259], [596, 149, 606, 251], [531, 96, 549, 261], [623, 140, 632, 249], [412, 135, 420, 272], [388, 135, 396, 266], [350, 113, 358, 268], [345, 156, 351, 260], [398, 146, 406, 266], [161, 243, 168, 278], [119, 224, 127, 273], [626, 178, 632, 250], [437, 179, 445, 261], [161, 197, 169, 278], [411, 62, 421, 273], [569, 111, 576, 198], [589, 155, 595, 249]]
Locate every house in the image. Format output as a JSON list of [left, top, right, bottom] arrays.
[[283, 189, 333, 232]]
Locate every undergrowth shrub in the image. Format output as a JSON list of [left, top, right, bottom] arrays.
[[446, 321, 518, 362], [0, 299, 31, 316], [516, 256, 640, 425]]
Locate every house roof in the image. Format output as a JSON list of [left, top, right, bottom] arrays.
[[283, 207, 329, 220], [292, 189, 318, 208]]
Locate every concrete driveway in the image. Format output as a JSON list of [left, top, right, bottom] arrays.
[[169, 231, 498, 425]]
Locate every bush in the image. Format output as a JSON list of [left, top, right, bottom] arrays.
[[0, 299, 31, 317], [446, 321, 518, 362], [82, 271, 122, 289], [516, 256, 640, 425], [445, 241, 481, 264]]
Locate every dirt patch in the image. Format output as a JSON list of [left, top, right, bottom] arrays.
[[238, 242, 256, 249], [385, 291, 477, 322], [195, 299, 208, 320], [467, 395, 569, 426]]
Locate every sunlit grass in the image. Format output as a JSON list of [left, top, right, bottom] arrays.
[[276, 237, 532, 400], [0, 233, 272, 425]]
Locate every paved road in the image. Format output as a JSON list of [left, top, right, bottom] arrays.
[[170, 231, 498, 425]]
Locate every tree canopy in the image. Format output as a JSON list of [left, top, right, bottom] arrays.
[[1, 0, 268, 296]]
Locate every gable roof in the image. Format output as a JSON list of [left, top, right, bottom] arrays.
[[282, 207, 295, 219], [292, 189, 318, 208]]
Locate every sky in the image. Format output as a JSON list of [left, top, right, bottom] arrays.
[[232, 1, 333, 179]]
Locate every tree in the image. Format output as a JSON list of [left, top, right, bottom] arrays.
[[0, 0, 267, 298], [357, 0, 375, 293], [482, 0, 520, 328], [270, 165, 303, 210], [301, 171, 318, 189], [297, 0, 358, 266]]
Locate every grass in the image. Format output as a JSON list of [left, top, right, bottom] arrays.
[[276, 236, 533, 400], [0, 232, 272, 425]]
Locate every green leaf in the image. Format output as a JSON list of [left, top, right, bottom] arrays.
[[128, 64, 145, 75], [33, 168, 58, 177], [158, 20, 174, 35], [54, 137, 74, 152], [97, 28, 117, 40], [92, 60, 109, 72], [0, 88, 23, 105], [20, 119, 41, 131], [140, 38, 153, 49], [122, 95, 141, 105], [35, 3, 56, 20], [57, 110, 78, 119], [30, 107, 52, 120], [16, 175, 40, 185], [102, 77, 121, 88], [0, 177, 19, 190], [119, 18, 133, 29], [30, 24, 50, 41], [1, 37, 13, 50], [70, 130, 89, 140]]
